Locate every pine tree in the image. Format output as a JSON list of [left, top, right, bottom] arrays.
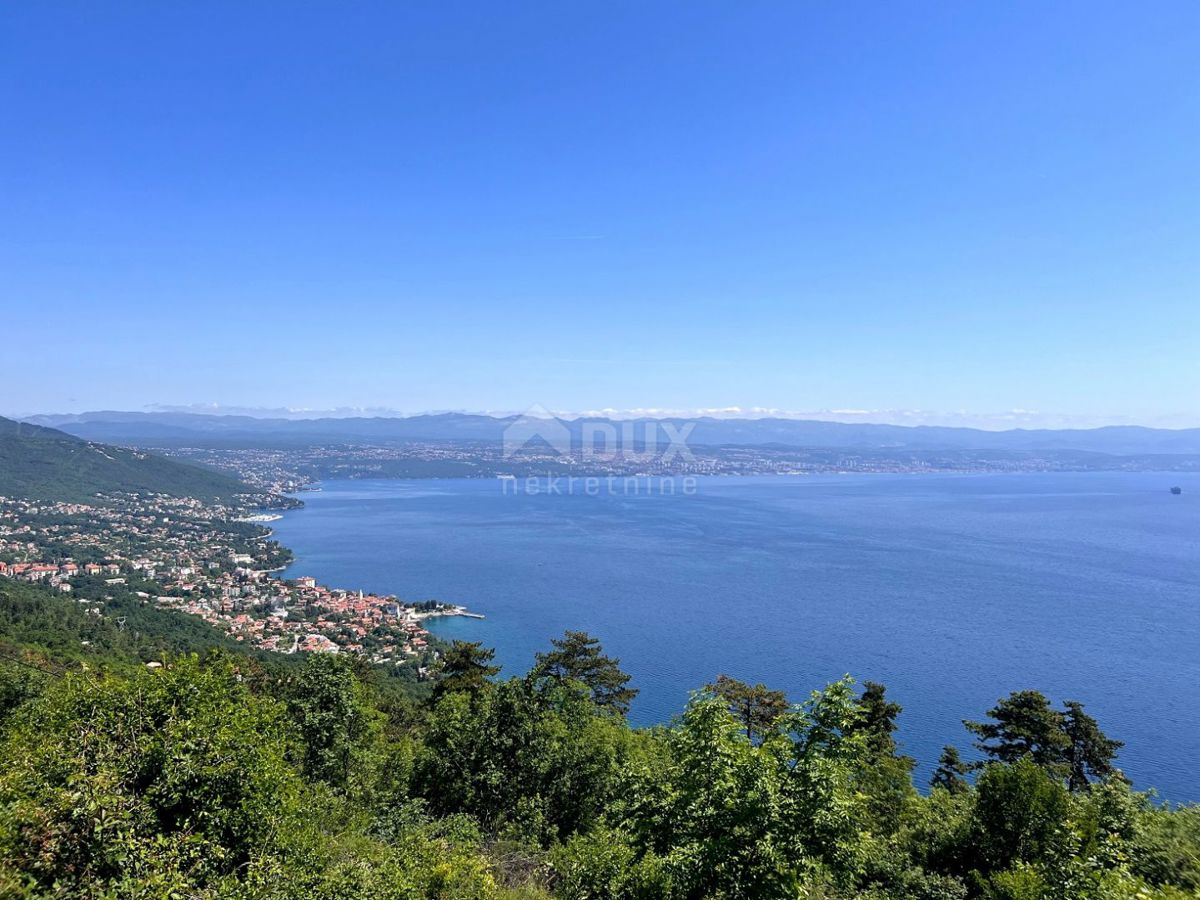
[[964, 690, 1071, 778], [854, 680, 903, 756], [531, 630, 638, 714], [432, 640, 500, 701], [708, 674, 789, 742], [1062, 700, 1123, 791], [931, 744, 972, 794], [963, 691, 1121, 791]]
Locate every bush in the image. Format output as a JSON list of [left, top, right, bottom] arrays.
[[0, 657, 304, 894]]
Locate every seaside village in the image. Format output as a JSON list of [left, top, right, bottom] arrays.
[[0, 491, 455, 670]]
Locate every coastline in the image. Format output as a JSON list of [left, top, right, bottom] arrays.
[[260, 485, 485, 643], [414, 605, 485, 621], [263, 472, 1200, 802]]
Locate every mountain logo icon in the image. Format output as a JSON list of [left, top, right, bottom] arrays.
[[502, 404, 572, 458]]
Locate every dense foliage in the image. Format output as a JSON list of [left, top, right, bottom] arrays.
[[0, 585, 1197, 898], [0, 415, 253, 503]]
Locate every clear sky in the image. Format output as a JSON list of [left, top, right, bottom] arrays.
[[2, 2, 1197, 426]]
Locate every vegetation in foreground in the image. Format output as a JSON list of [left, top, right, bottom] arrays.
[[1, 600, 1199, 899]]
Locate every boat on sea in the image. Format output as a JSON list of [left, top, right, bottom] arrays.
[[1170, 486, 1183, 495]]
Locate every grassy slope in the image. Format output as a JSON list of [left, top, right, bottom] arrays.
[[0, 416, 250, 503]]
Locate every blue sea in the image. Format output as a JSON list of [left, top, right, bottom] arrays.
[[274, 472, 1200, 801]]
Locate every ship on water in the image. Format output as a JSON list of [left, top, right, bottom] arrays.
[[1171, 486, 1183, 495]]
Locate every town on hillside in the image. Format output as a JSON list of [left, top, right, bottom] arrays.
[[0, 491, 471, 669]]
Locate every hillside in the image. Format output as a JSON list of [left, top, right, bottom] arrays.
[[0, 416, 253, 502], [2, 587, 1198, 897]]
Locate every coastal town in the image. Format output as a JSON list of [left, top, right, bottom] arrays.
[[146, 438, 1147, 498], [0, 490, 471, 670]]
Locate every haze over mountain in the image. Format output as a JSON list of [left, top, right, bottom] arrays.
[[24, 409, 1200, 457]]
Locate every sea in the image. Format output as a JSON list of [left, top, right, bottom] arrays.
[[273, 471, 1200, 802]]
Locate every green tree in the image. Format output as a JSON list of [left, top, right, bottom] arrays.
[[1062, 700, 1123, 792], [898, 780, 975, 889], [432, 639, 501, 701], [285, 653, 383, 792], [609, 679, 871, 896], [965, 690, 1071, 775], [708, 673, 789, 742], [965, 692, 1122, 792], [551, 824, 672, 899], [0, 656, 48, 727], [415, 677, 630, 844], [848, 681, 916, 832], [852, 680, 903, 756], [0, 655, 520, 899], [531, 630, 637, 715], [932, 745, 972, 795], [971, 758, 1072, 874]]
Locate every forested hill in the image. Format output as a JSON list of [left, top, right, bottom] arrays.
[[0, 415, 252, 503], [2, 587, 1199, 897]]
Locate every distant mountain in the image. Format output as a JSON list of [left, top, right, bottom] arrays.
[[0, 416, 254, 503], [24, 410, 514, 447], [24, 410, 1200, 456]]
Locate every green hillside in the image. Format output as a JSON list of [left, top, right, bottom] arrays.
[[2, 589, 1199, 898], [0, 416, 252, 503]]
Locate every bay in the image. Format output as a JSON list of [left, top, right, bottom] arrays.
[[274, 472, 1200, 800]]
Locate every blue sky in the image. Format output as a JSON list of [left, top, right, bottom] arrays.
[[2, 2, 1197, 425]]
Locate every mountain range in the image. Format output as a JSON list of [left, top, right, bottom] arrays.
[[23, 410, 1200, 456]]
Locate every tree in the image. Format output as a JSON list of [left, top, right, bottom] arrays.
[[0, 657, 47, 727], [964, 690, 1071, 776], [851, 680, 903, 756], [964, 691, 1122, 792], [286, 653, 382, 791], [619, 680, 870, 897], [931, 745, 972, 794], [431, 640, 500, 701], [415, 676, 630, 843], [970, 758, 1071, 874], [1062, 700, 1123, 792], [848, 681, 916, 831], [531, 630, 637, 715], [708, 673, 789, 742]]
